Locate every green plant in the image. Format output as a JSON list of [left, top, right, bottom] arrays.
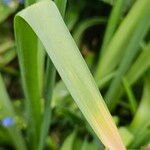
[[14, 1, 125, 149], [0, 0, 150, 149]]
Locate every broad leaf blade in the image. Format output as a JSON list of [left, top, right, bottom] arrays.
[[14, 1, 125, 149], [38, 1, 67, 149]]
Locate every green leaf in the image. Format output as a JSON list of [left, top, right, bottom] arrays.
[[73, 137, 82, 150], [81, 139, 97, 150], [38, 1, 67, 149], [54, 0, 67, 18], [38, 59, 56, 150], [14, 1, 125, 149], [0, 1, 18, 23], [61, 131, 76, 150], [126, 43, 150, 85], [25, 0, 37, 7], [95, 0, 150, 85], [101, 0, 116, 5], [51, 80, 69, 108], [0, 48, 16, 67], [119, 127, 134, 147], [100, 0, 124, 55], [15, 13, 42, 150], [129, 72, 150, 148], [0, 74, 27, 150], [122, 78, 137, 115], [52, 71, 117, 108], [73, 17, 106, 46], [98, 42, 150, 111], [105, 0, 150, 110], [65, 0, 79, 31], [0, 40, 14, 54]]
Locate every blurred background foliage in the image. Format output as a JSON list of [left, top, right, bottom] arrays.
[[0, 0, 150, 149]]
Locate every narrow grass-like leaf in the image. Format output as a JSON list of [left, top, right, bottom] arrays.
[[103, 42, 150, 108], [25, 0, 37, 7], [122, 78, 137, 115], [98, 71, 116, 89], [126, 43, 150, 85], [0, 74, 27, 150], [129, 72, 150, 148], [0, 2, 18, 23], [14, 1, 125, 149], [100, 0, 124, 55], [95, 0, 150, 84], [0, 49, 16, 67], [0, 40, 14, 54], [73, 138, 83, 150], [15, 15, 42, 149], [37, 42, 45, 94], [38, 59, 56, 150], [119, 127, 134, 147], [65, 1, 79, 31], [54, 0, 67, 18], [73, 17, 106, 46], [22, 0, 45, 149], [101, 0, 114, 5], [61, 131, 76, 150], [81, 139, 97, 150], [105, 2, 150, 110]]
